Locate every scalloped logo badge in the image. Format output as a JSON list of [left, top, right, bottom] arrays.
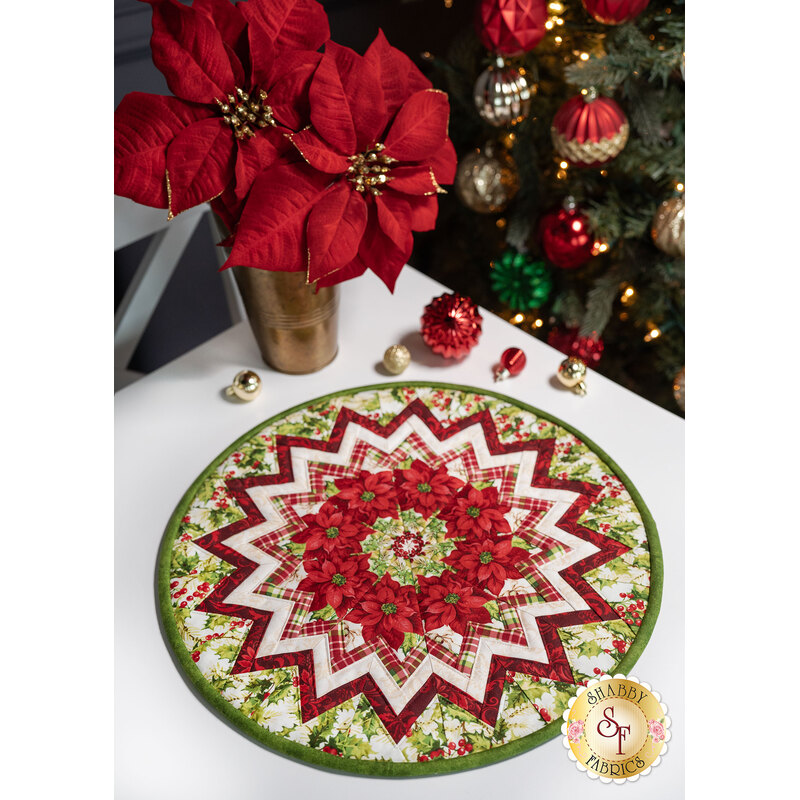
[[561, 674, 671, 783]]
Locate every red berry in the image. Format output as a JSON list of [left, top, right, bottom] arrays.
[[419, 755, 429, 762], [593, 667, 601, 674], [465, 743, 473, 752], [457, 748, 465, 756], [170, 581, 178, 588], [458, 739, 466, 747], [191, 651, 200, 662], [179, 601, 187, 608]]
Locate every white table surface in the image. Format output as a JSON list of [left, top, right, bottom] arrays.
[[115, 266, 684, 799]]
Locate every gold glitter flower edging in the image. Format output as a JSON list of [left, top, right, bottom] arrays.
[[561, 674, 671, 783]]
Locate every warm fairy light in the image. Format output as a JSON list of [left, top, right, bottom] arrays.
[[496, 217, 507, 229], [643, 327, 661, 342], [559, 161, 569, 169], [556, 17, 564, 25], [571, 220, 583, 232], [512, 313, 525, 324], [620, 285, 636, 305], [533, 318, 543, 328], [556, 168, 567, 180], [545, 19, 554, 29], [619, 311, 629, 321], [548, 1, 565, 12], [580, 88, 588, 96], [597, 242, 608, 253], [554, 35, 563, 44], [443, 0, 453, 6], [600, 169, 608, 177], [580, 52, 590, 61], [676, 182, 685, 192]]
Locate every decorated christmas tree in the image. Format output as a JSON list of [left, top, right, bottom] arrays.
[[413, 0, 684, 413]]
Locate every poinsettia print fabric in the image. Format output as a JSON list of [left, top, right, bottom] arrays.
[[160, 385, 659, 773]]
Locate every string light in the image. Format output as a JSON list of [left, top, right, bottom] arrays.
[[559, 161, 569, 169], [554, 36, 563, 44], [533, 318, 543, 328], [676, 182, 685, 192], [548, 1, 565, 11], [619, 311, 629, 321], [496, 217, 507, 229], [556, 168, 567, 180], [600, 169, 608, 177], [643, 327, 661, 342], [620, 285, 636, 304], [591, 241, 609, 255], [579, 52, 590, 61], [545, 19, 554, 30], [511, 313, 525, 324]]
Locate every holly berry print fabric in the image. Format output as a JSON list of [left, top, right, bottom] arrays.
[[158, 383, 661, 775]]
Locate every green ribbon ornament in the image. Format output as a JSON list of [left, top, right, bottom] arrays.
[[490, 250, 553, 310]]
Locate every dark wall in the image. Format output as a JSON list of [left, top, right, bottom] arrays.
[[114, 0, 473, 375]]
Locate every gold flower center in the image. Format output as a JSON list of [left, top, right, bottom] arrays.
[[216, 87, 276, 140], [346, 143, 396, 196]]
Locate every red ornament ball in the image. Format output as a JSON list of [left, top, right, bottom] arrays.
[[548, 327, 604, 365], [421, 293, 483, 359], [581, 0, 650, 25], [476, 0, 548, 57], [539, 205, 595, 269], [494, 347, 526, 381], [551, 91, 629, 167]]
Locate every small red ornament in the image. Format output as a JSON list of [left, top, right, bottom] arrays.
[[476, 0, 548, 57], [548, 327, 604, 365], [494, 347, 526, 381], [539, 202, 595, 269], [421, 293, 483, 359], [551, 89, 629, 167], [581, 0, 649, 25]]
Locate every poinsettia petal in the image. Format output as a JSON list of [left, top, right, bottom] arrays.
[[224, 162, 330, 270], [406, 192, 438, 231], [193, 0, 248, 82], [306, 182, 368, 283], [365, 29, 432, 118], [233, 129, 285, 200], [145, 0, 234, 104], [384, 89, 450, 162], [358, 207, 412, 292], [324, 41, 387, 149], [287, 128, 348, 173], [266, 50, 322, 130], [166, 117, 236, 216], [376, 194, 412, 250], [428, 137, 457, 185], [386, 165, 439, 196], [309, 49, 357, 155], [239, 0, 330, 52], [115, 92, 211, 208], [314, 254, 368, 288], [210, 187, 245, 236]]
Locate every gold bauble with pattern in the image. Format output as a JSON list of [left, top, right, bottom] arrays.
[[651, 196, 685, 258], [455, 142, 520, 214], [383, 344, 411, 375]]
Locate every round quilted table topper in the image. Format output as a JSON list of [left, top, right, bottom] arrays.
[[158, 383, 661, 776]]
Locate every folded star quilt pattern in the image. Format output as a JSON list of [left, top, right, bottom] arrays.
[[158, 383, 661, 775]]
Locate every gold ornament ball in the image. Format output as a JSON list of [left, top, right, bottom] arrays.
[[455, 143, 520, 214], [651, 196, 685, 258], [383, 344, 411, 375], [673, 367, 685, 412], [557, 357, 588, 396], [226, 369, 262, 401]]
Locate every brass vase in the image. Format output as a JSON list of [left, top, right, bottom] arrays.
[[233, 267, 339, 374]]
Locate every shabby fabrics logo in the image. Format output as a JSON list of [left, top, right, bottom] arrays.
[[561, 674, 670, 784]]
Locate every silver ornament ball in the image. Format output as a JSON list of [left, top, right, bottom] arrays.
[[473, 58, 534, 128]]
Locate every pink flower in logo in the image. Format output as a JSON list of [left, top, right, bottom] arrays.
[[567, 719, 584, 744], [648, 719, 666, 743]]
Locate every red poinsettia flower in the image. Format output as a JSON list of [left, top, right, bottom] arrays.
[[441, 485, 512, 539], [292, 502, 368, 556], [416, 572, 490, 636], [297, 552, 375, 616], [332, 470, 399, 524], [444, 536, 528, 596], [114, 0, 329, 219], [394, 460, 465, 517], [222, 31, 457, 290], [345, 573, 421, 650]]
